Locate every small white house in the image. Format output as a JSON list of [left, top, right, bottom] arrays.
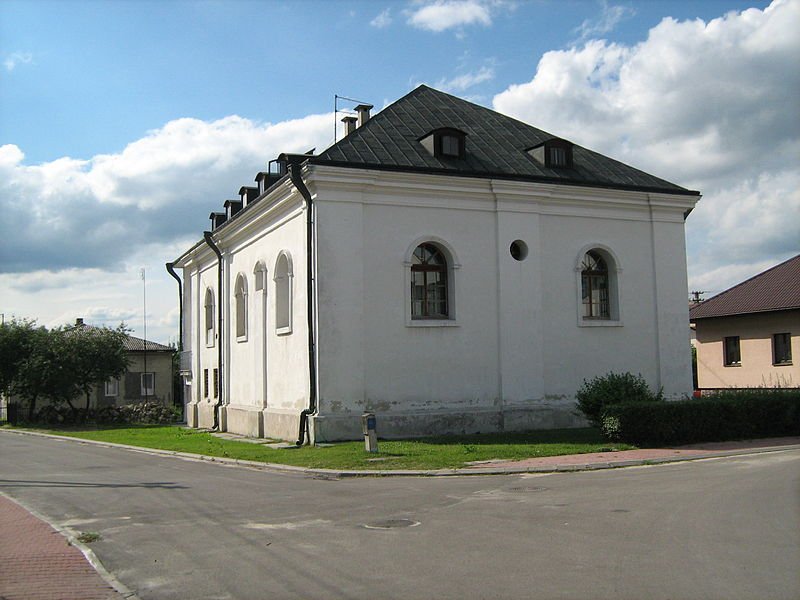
[[170, 85, 700, 443]]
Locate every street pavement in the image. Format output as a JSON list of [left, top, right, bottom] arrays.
[[1, 430, 798, 600]]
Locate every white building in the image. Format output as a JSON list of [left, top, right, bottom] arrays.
[[170, 85, 700, 443]]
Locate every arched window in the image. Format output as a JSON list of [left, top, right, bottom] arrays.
[[204, 288, 215, 346], [234, 274, 248, 340], [274, 252, 292, 334], [581, 251, 609, 319], [411, 243, 448, 319]]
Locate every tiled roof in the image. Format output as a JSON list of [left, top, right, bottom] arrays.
[[313, 85, 699, 196], [74, 323, 172, 352], [122, 335, 173, 353], [690, 254, 800, 320]]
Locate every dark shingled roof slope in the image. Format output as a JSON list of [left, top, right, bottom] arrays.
[[690, 254, 800, 320], [122, 335, 173, 352], [314, 85, 699, 196]]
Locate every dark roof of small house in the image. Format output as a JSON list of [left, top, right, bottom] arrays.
[[122, 335, 173, 353], [73, 322, 173, 352], [690, 254, 800, 320], [313, 85, 699, 196]]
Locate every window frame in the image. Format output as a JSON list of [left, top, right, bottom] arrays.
[[204, 288, 215, 348], [404, 237, 460, 327], [104, 378, 119, 397], [234, 273, 248, 342], [141, 372, 155, 397], [723, 336, 741, 366], [574, 244, 623, 327], [274, 251, 293, 335], [772, 332, 792, 365]]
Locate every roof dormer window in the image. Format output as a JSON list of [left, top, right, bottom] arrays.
[[420, 127, 466, 160], [527, 138, 574, 169]]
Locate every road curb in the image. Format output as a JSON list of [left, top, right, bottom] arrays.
[[3, 427, 799, 478], [0, 490, 142, 600]]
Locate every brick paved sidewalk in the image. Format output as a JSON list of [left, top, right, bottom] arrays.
[[463, 436, 800, 471], [0, 494, 124, 600]]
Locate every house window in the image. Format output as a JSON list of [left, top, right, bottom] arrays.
[[411, 243, 448, 319], [773, 333, 792, 365], [213, 368, 219, 398], [141, 372, 155, 397], [203, 369, 209, 398], [275, 252, 292, 334], [204, 288, 215, 347], [724, 336, 741, 366], [234, 274, 248, 340], [581, 251, 609, 319], [419, 128, 466, 159], [441, 134, 461, 157], [549, 146, 567, 167], [104, 379, 119, 397]]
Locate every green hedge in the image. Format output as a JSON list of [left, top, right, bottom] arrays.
[[600, 390, 800, 446]]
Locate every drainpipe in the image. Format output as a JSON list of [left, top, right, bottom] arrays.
[[203, 231, 224, 430], [165, 262, 182, 351], [287, 160, 317, 446]]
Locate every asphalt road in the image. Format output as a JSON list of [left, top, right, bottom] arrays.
[[1, 431, 798, 600]]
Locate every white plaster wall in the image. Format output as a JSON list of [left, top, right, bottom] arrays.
[[225, 205, 309, 413], [313, 168, 697, 437]]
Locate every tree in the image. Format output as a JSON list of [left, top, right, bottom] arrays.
[[13, 325, 73, 420], [0, 318, 41, 394], [61, 323, 130, 417], [8, 322, 130, 421]]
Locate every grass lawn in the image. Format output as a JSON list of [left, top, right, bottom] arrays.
[[8, 425, 635, 470]]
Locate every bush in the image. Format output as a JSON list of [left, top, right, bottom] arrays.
[[575, 372, 662, 428], [601, 389, 800, 446], [119, 401, 179, 424]]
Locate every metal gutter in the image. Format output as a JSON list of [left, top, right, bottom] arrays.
[[203, 231, 225, 431], [165, 262, 182, 352], [286, 159, 318, 446]]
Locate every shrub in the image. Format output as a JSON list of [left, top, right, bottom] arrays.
[[575, 372, 663, 428], [601, 389, 800, 446]]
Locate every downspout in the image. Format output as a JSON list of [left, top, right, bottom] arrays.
[[165, 262, 182, 351], [288, 161, 318, 446], [203, 231, 225, 430]]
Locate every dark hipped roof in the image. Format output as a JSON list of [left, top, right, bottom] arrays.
[[122, 335, 173, 353], [74, 322, 172, 352], [313, 85, 699, 196], [690, 254, 800, 320]]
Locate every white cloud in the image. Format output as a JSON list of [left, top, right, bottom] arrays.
[[0, 112, 336, 343], [435, 65, 495, 92], [407, 0, 494, 32], [3, 51, 33, 72], [574, 1, 635, 43], [370, 8, 392, 28], [493, 0, 800, 295]]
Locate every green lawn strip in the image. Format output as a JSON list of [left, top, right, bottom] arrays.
[[11, 425, 634, 470]]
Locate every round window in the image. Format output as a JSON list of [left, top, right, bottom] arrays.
[[510, 240, 528, 261]]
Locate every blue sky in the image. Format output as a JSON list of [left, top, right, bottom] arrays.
[[1, 0, 798, 343]]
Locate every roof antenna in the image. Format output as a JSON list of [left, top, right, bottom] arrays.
[[690, 290, 706, 302], [334, 94, 371, 143]]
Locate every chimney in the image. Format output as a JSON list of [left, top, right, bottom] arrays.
[[341, 116, 357, 136], [355, 104, 373, 127], [75, 318, 84, 326]]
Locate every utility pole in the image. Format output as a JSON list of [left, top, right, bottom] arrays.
[[141, 268, 148, 397]]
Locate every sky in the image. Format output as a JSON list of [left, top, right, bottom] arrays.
[[1, 0, 798, 344]]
